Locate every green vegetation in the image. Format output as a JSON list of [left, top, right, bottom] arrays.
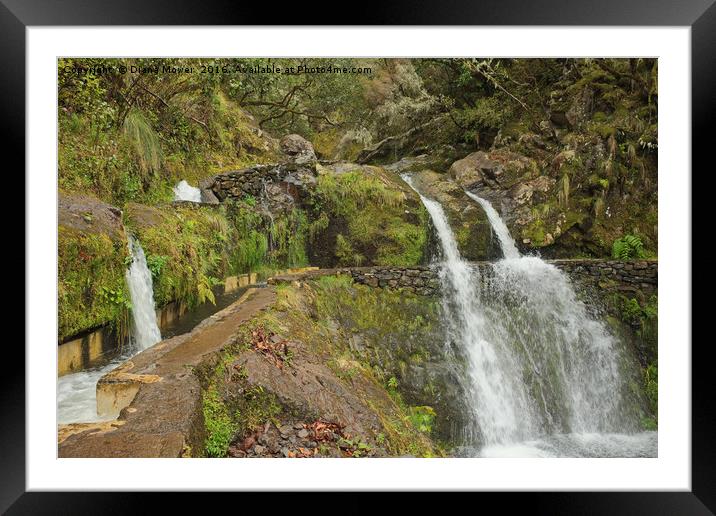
[[125, 201, 312, 311], [263, 276, 444, 456], [201, 340, 284, 457], [308, 169, 429, 266], [58, 226, 131, 341], [125, 204, 232, 308], [643, 362, 658, 422], [59, 58, 278, 207], [612, 234, 646, 260], [611, 292, 658, 428]]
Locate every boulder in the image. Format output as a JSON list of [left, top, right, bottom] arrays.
[[449, 150, 537, 191], [58, 193, 125, 240], [280, 134, 316, 164], [508, 175, 556, 206], [448, 151, 495, 189]]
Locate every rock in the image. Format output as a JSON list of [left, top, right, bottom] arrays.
[[253, 445, 266, 455], [297, 429, 309, 439], [448, 151, 494, 189], [59, 193, 126, 240], [566, 87, 594, 128], [240, 435, 255, 451], [508, 175, 555, 206], [280, 134, 317, 164]]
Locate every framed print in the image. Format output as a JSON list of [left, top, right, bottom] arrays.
[[6, 0, 710, 512]]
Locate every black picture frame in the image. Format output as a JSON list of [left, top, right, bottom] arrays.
[[5, 1, 709, 512]]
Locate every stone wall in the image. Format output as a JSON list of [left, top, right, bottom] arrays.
[[548, 259, 657, 297], [209, 162, 316, 201], [268, 259, 657, 300], [341, 266, 440, 296]]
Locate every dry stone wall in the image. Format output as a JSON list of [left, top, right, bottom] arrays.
[[270, 260, 658, 299]]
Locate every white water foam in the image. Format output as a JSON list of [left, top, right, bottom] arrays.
[[403, 174, 656, 457], [173, 180, 202, 202]]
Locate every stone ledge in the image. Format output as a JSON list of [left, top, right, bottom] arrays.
[[267, 260, 657, 298]]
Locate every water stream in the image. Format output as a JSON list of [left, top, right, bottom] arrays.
[[57, 237, 162, 424], [402, 174, 656, 457], [173, 180, 202, 202]]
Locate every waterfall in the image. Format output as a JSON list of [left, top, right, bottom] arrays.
[[125, 236, 162, 350], [403, 174, 655, 457], [58, 237, 161, 424], [464, 191, 520, 259], [173, 180, 202, 202]]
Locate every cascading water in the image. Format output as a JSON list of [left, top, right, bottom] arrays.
[[124, 236, 162, 350], [464, 191, 520, 259], [57, 237, 162, 424], [173, 180, 202, 202], [402, 174, 656, 457]]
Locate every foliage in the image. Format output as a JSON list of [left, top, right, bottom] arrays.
[[145, 254, 168, 279], [308, 169, 428, 266], [201, 347, 283, 457], [58, 58, 279, 207], [268, 278, 443, 457], [203, 383, 235, 457], [122, 109, 163, 179], [643, 362, 658, 420], [407, 406, 436, 434], [612, 234, 646, 260], [58, 226, 131, 341], [125, 204, 233, 309]]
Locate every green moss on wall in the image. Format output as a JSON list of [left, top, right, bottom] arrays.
[[58, 225, 131, 341]]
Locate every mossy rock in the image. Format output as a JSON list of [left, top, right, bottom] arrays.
[[306, 164, 431, 267], [58, 193, 130, 341]]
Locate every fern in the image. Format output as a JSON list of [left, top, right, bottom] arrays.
[[612, 234, 645, 259], [197, 274, 216, 305]]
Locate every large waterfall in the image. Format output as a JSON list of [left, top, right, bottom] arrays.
[[58, 237, 162, 423], [402, 174, 655, 457]]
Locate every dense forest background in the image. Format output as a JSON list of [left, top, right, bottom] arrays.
[[59, 58, 657, 206]]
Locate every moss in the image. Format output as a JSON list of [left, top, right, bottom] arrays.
[[58, 225, 131, 341], [125, 201, 310, 311], [58, 89, 278, 208], [307, 168, 429, 267]]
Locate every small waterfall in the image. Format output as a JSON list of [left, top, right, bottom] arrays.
[[173, 180, 202, 202], [58, 236, 161, 424], [464, 191, 520, 259], [403, 174, 655, 457], [125, 236, 162, 350]]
